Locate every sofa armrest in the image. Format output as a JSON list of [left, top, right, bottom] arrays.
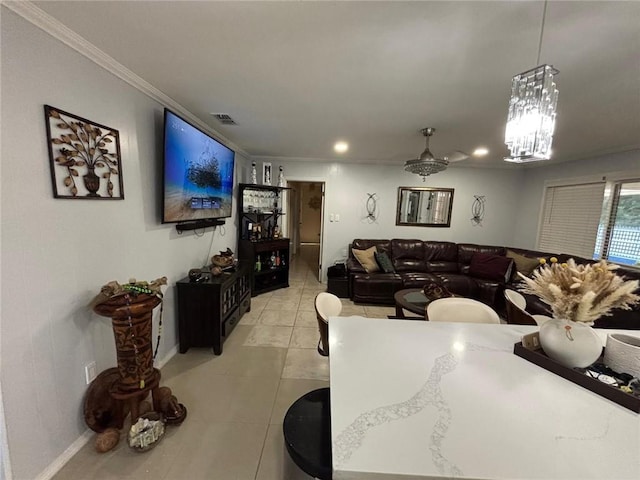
[[473, 278, 504, 309], [347, 257, 365, 274]]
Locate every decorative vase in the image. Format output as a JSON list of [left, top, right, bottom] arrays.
[[538, 318, 603, 368], [83, 168, 101, 197]]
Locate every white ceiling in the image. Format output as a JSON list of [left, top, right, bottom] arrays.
[[32, 1, 640, 168]]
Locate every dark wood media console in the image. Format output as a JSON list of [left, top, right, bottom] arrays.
[[176, 262, 251, 355]]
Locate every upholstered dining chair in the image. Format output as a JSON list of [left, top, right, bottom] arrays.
[[427, 297, 500, 324], [504, 289, 526, 311], [504, 289, 551, 326], [314, 292, 342, 356]]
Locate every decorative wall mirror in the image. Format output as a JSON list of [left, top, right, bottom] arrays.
[[396, 187, 454, 227]]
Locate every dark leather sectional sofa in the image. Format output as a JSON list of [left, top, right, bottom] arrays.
[[346, 239, 640, 329]]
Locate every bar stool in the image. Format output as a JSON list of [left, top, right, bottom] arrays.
[[283, 387, 332, 480]]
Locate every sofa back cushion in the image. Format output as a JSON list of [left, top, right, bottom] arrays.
[[458, 244, 506, 274], [391, 239, 426, 272], [424, 241, 458, 272], [350, 239, 391, 258]]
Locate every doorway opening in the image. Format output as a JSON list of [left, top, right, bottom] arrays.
[[287, 181, 325, 282]]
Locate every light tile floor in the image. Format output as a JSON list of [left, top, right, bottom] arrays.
[[53, 246, 396, 480]]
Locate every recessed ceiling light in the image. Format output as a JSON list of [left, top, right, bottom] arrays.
[[334, 141, 349, 153], [473, 147, 489, 156]]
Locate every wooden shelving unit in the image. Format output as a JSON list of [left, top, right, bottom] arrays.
[[238, 183, 290, 296]]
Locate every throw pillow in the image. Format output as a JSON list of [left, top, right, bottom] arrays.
[[352, 246, 380, 273], [468, 253, 514, 283], [374, 251, 395, 273], [506, 249, 543, 280]]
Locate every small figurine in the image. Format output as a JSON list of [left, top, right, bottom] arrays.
[[250, 162, 257, 184], [277, 166, 285, 187]]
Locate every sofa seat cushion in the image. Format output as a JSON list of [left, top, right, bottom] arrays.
[[434, 273, 479, 299], [399, 272, 441, 289], [351, 273, 402, 304]]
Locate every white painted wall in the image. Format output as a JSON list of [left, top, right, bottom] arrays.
[[0, 10, 241, 479], [262, 159, 527, 276], [2, 5, 638, 480]]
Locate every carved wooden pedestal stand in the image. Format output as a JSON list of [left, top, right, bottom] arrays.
[[93, 292, 164, 427]]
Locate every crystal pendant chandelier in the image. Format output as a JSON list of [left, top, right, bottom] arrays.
[[504, 1, 559, 163], [404, 128, 449, 181], [504, 64, 558, 162]]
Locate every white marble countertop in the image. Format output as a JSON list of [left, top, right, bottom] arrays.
[[329, 316, 640, 480]]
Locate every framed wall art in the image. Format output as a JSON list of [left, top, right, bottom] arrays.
[[262, 162, 272, 186], [44, 105, 124, 199]]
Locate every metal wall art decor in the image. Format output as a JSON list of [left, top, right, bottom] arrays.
[[471, 195, 486, 226], [365, 192, 378, 222], [45, 105, 124, 199]]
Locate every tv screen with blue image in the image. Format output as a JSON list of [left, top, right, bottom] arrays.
[[162, 109, 235, 223]]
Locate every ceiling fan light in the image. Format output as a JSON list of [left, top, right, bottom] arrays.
[[404, 157, 449, 180], [404, 127, 449, 181]]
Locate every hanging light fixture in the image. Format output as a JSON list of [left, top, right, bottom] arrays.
[[504, 1, 559, 163], [404, 128, 449, 181]]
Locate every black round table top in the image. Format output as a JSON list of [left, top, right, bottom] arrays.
[[394, 288, 430, 317], [283, 387, 332, 480]]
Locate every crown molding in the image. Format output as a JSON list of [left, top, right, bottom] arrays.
[[2, 1, 248, 157]]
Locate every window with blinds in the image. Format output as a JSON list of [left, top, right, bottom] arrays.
[[538, 182, 606, 258]]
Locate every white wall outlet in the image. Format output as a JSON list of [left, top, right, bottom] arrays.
[[85, 361, 97, 384], [335, 214, 340, 222], [329, 213, 335, 222]]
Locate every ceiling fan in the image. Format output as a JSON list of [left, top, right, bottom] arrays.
[[404, 127, 469, 180]]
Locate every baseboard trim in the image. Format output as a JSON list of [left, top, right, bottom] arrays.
[[34, 430, 93, 480], [156, 344, 178, 370], [32, 343, 177, 480]]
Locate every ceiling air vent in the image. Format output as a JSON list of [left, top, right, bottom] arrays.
[[211, 113, 237, 125]]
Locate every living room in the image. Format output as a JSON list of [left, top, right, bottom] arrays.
[[1, 2, 639, 480]]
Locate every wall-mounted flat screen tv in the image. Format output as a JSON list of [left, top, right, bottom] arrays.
[[162, 109, 235, 224]]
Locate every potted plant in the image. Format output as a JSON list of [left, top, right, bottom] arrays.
[[518, 258, 639, 368]]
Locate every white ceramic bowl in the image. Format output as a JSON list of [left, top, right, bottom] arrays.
[[604, 333, 640, 378]]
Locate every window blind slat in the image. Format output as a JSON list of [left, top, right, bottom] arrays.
[[538, 183, 606, 258]]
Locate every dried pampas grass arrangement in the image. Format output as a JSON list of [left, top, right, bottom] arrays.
[[518, 258, 639, 324]]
